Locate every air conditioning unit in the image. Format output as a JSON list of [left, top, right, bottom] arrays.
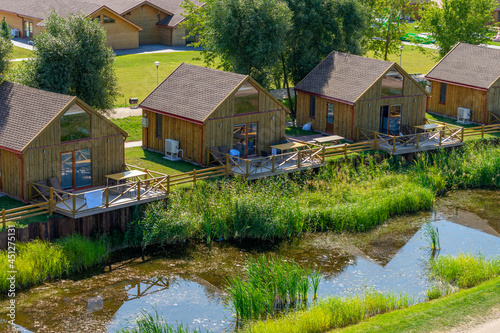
[[457, 107, 471, 124], [163, 139, 183, 161]]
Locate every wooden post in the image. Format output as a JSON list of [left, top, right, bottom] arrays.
[[49, 188, 53, 216], [272, 155, 276, 173], [2, 209, 5, 229], [245, 160, 249, 177], [392, 137, 396, 154], [439, 130, 443, 146], [193, 169, 197, 184], [72, 194, 76, 215], [105, 187, 109, 207], [344, 143, 347, 157], [137, 179, 141, 200], [298, 150, 302, 168], [167, 175, 170, 193], [416, 133, 420, 148], [374, 132, 378, 149], [226, 154, 230, 176], [482, 124, 485, 138], [461, 127, 464, 142], [322, 146, 326, 162]]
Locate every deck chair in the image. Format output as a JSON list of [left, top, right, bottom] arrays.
[[33, 180, 50, 201], [209, 147, 225, 166], [49, 177, 69, 201]]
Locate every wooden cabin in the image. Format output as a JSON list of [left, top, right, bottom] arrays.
[[426, 43, 500, 124], [139, 63, 288, 165], [294, 51, 429, 140], [0, 82, 127, 201]]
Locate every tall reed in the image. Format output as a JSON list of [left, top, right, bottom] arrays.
[[422, 222, 441, 251], [119, 309, 200, 333]]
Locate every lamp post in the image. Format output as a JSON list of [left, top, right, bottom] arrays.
[[399, 45, 404, 66], [154, 61, 161, 86]]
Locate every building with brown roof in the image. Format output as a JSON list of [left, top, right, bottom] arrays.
[[139, 63, 288, 165], [294, 51, 429, 140], [425, 43, 500, 124], [0, 81, 127, 200], [0, 0, 202, 49]]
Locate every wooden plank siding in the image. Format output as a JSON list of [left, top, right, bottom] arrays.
[[487, 77, 500, 122], [0, 150, 22, 198], [123, 4, 170, 45], [19, 100, 126, 200], [88, 8, 140, 50], [296, 91, 352, 139], [427, 80, 487, 124]]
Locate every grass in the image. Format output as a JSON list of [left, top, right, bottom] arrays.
[[227, 255, 319, 321], [364, 45, 438, 74], [111, 116, 142, 141], [334, 276, 500, 333], [429, 254, 500, 289], [10, 46, 31, 59], [426, 112, 500, 141], [285, 126, 319, 137], [125, 147, 201, 175], [114, 51, 206, 107], [242, 290, 413, 333], [422, 222, 441, 251], [119, 309, 198, 333], [0, 235, 109, 293], [0, 196, 50, 229]]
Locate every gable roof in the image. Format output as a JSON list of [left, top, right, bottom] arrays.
[[0, 0, 203, 28], [0, 81, 127, 153], [139, 63, 248, 123], [425, 43, 500, 90], [0, 81, 74, 152], [294, 51, 395, 104]]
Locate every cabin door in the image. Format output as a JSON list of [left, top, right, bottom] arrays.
[[61, 148, 92, 190], [233, 122, 258, 157], [326, 103, 334, 134], [379, 105, 401, 135]]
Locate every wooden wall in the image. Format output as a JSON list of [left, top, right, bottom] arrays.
[[20, 101, 125, 200], [427, 80, 487, 124], [487, 77, 500, 123], [89, 8, 140, 49], [0, 150, 22, 199], [158, 26, 172, 45], [171, 27, 187, 46], [296, 91, 353, 139], [123, 4, 169, 45], [143, 110, 202, 163]]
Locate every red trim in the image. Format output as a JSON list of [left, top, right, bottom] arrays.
[[358, 93, 427, 103], [199, 124, 204, 165], [294, 88, 355, 106], [207, 109, 284, 122], [426, 77, 488, 92], [140, 106, 204, 125], [484, 91, 488, 124], [0, 146, 22, 154], [18, 154, 25, 200], [25, 134, 123, 151], [350, 105, 355, 141], [119, 1, 174, 17], [426, 96, 429, 112]]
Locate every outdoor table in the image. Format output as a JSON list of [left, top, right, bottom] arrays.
[[414, 124, 445, 132], [105, 170, 147, 187], [270, 142, 306, 152], [312, 135, 344, 145]]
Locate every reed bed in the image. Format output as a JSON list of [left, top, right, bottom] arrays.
[[242, 290, 413, 333], [227, 255, 320, 321], [119, 309, 199, 333], [429, 254, 500, 289], [0, 235, 110, 293]]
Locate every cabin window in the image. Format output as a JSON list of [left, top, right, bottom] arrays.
[[234, 82, 259, 114], [309, 95, 316, 117], [156, 113, 162, 138], [103, 15, 115, 23], [61, 148, 92, 190], [440, 82, 447, 104], [233, 122, 258, 157], [379, 104, 402, 135], [93, 16, 101, 22], [381, 70, 404, 97], [327, 103, 334, 124], [60, 107, 91, 142]]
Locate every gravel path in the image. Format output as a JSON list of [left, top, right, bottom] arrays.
[[442, 309, 500, 333], [108, 107, 142, 119]]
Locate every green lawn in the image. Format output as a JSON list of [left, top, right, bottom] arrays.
[[285, 126, 319, 137], [426, 113, 500, 141], [365, 45, 438, 74], [111, 116, 142, 141], [125, 147, 202, 175], [334, 277, 500, 333], [10, 46, 32, 59], [114, 51, 206, 107], [0, 196, 50, 230]]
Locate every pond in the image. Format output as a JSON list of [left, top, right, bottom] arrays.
[[1, 190, 499, 332]]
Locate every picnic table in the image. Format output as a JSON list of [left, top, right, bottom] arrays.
[[312, 135, 344, 145], [414, 124, 445, 132], [105, 170, 147, 186], [270, 142, 306, 153]]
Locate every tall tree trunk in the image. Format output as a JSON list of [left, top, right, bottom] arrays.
[[281, 53, 295, 120], [384, 14, 392, 61]]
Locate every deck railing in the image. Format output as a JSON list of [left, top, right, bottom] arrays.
[[488, 112, 500, 125], [1, 201, 51, 229]]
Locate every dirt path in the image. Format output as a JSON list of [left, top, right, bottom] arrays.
[[442, 309, 500, 333]]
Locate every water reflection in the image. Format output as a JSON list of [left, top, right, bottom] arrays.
[[1, 191, 499, 332]]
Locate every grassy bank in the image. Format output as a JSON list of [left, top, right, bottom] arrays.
[[110, 116, 142, 141], [0, 235, 109, 293], [127, 142, 500, 247], [125, 147, 202, 175]]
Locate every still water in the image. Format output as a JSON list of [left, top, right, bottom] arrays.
[[1, 190, 499, 332]]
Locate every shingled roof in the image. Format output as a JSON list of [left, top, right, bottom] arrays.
[[425, 43, 500, 90], [0, 81, 74, 152], [294, 51, 394, 104], [140, 63, 248, 123]]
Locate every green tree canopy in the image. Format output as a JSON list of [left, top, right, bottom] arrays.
[[421, 0, 498, 57], [12, 12, 119, 113], [1, 17, 11, 39]]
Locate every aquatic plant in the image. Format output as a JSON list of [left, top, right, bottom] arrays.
[[422, 222, 441, 251], [226, 254, 320, 321], [241, 290, 414, 333], [429, 254, 500, 289], [119, 308, 200, 333], [425, 285, 443, 300]]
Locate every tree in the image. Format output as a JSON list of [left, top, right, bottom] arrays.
[[421, 0, 497, 57], [12, 12, 119, 113], [1, 17, 11, 39], [363, 0, 421, 61]]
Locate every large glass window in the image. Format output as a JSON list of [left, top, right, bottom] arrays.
[[60, 107, 91, 142], [233, 122, 258, 157], [381, 70, 404, 97], [234, 82, 259, 114], [310, 95, 316, 117], [327, 103, 334, 124], [156, 113, 162, 138], [103, 15, 115, 23], [440, 82, 447, 104], [61, 148, 92, 190]]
